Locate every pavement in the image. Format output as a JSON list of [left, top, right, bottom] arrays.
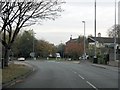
[[69, 60, 118, 72], [71, 60, 119, 72], [92, 64, 119, 72]]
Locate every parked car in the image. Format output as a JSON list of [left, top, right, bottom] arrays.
[[18, 57, 25, 61]]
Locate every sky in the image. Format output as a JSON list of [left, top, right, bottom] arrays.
[[27, 0, 119, 45]]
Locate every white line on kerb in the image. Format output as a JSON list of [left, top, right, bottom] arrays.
[[78, 74, 85, 80], [86, 81, 98, 90]]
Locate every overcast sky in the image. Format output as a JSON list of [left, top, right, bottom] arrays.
[[27, 0, 119, 45]]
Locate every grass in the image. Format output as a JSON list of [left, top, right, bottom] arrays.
[[2, 64, 31, 84]]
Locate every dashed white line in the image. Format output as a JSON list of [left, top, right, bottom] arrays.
[[78, 74, 85, 80], [73, 71, 85, 80], [86, 81, 98, 90], [72, 71, 98, 90], [73, 71, 77, 74]]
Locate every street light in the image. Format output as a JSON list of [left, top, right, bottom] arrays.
[[60, 40, 62, 59], [82, 21, 86, 60]]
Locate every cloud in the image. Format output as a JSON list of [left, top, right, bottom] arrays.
[[29, 0, 118, 45]]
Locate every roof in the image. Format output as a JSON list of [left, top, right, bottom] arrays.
[[66, 37, 120, 44], [66, 38, 82, 44], [88, 37, 119, 44]]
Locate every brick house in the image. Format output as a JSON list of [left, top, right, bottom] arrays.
[[64, 36, 84, 60]]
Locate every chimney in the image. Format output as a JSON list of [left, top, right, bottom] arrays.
[[70, 35, 72, 40], [98, 33, 101, 37]]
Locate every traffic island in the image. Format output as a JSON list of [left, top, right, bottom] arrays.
[[2, 63, 35, 88]]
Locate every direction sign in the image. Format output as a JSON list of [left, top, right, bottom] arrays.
[[30, 52, 35, 57]]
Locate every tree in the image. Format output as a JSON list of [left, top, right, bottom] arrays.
[[11, 30, 57, 59], [36, 40, 56, 58], [56, 43, 65, 58], [12, 30, 37, 58], [107, 24, 120, 38], [11, 32, 21, 58], [0, 0, 64, 68]]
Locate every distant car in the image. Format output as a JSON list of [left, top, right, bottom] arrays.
[[18, 57, 25, 61], [68, 58, 71, 61], [79, 57, 82, 60], [56, 53, 61, 58]]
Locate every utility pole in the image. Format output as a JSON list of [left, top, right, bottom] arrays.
[[94, 0, 97, 63], [114, 0, 117, 61]]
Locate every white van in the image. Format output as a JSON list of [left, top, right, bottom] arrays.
[[18, 57, 25, 61]]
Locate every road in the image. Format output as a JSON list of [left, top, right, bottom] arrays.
[[9, 60, 118, 89]]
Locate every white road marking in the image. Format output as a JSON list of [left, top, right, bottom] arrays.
[[73, 71, 85, 80], [72, 71, 97, 90], [73, 71, 77, 74], [86, 81, 98, 90], [78, 74, 85, 80]]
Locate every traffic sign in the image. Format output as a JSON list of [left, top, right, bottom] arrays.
[[30, 52, 35, 57]]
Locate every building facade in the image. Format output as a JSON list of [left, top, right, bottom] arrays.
[[64, 36, 84, 60]]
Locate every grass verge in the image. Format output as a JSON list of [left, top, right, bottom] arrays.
[[2, 63, 32, 84]]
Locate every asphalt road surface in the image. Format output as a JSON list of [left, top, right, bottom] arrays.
[[9, 60, 118, 89]]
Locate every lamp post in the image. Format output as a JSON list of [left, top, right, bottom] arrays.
[[60, 40, 62, 59], [82, 21, 86, 60]]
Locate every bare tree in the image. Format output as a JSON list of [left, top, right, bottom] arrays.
[[107, 24, 120, 38], [0, 0, 64, 68]]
